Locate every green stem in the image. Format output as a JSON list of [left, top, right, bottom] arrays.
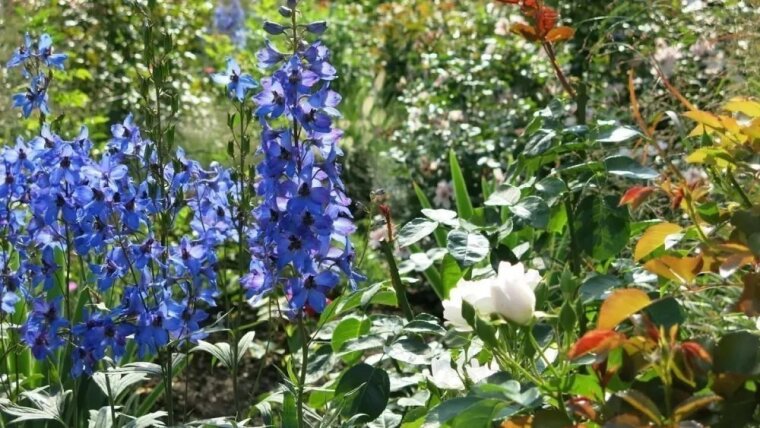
[[104, 372, 118, 426], [165, 351, 175, 425], [727, 167, 753, 208], [296, 316, 309, 428], [380, 241, 415, 321]]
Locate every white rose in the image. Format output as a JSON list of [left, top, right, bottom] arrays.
[[488, 262, 541, 325], [442, 279, 494, 331]]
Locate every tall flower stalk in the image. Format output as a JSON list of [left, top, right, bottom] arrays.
[[3, 21, 234, 426], [238, 0, 361, 425]]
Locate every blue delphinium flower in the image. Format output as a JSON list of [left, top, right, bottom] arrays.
[[7, 33, 66, 118], [6, 33, 33, 70], [243, 14, 362, 315], [37, 34, 68, 70], [213, 0, 247, 48], [211, 58, 258, 101], [20, 298, 68, 360], [12, 74, 50, 118]]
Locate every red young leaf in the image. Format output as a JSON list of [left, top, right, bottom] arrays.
[[536, 6, 559, 37], [619, 186, 655, 209], [510, 23, 540, 42], [568, 329, 626, 359]]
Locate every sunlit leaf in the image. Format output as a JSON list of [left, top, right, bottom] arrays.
[[449, 150, 474, 220], [615, 390, 664, 424], [686, 147, 733, 168], [684, 110, 722, 130], [545, 26, 574, 43], [397, 218, 439, 248], [596, 126, 641, 143], [447, 229, 490, 266], [484, 185, 521, 207], [634, 222, 683, 261], [510, 23, 539, 42], [724, 97, 760, 118], [597, 288, 651, 330], [643, 256, 702, 284], [673, 394, 722, 423]]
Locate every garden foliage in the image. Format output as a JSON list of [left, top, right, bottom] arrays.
[[0, 0, 758, 427]]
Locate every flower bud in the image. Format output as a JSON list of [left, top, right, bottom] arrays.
[[488, 262, 540, 325], [263, 21, 286, 35], [286, 0, 299, 8], [278, 6, 292, 17], [305, 21, 328, 35]]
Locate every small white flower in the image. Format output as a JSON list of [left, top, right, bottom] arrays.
[[442, 279, 493, 332], [489, 262, 541, 325]]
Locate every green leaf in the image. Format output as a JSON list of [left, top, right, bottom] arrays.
[[447, 230, 490, 266], [423, 397, 500, 427], [421, 209, 458, 227], [597, 126, 641, 143], [449, 150, 474, 220], [696, 202, 721, 224], [440, 254, 463, 298], [331, 316, 370, 362], [604, 155, 659, 180], [524, 129, 557, 156], [713, 331, 760, 375], [93, 370, 149, 401], [642, 297, 684, 328], [387, 337, 433, 365], [576, 195, 630, 260], [335, 364, 390, 423], [397, 218, 439, 247], [616, 390, 664, 424], [124, 411, 168, 428], [368, 411, 404, 428], [193, 340, 233, 369], [579, 275, 623, 303], [484, 185, 521, 207], [403, 314, 447, 336], [414, 182, 448, 246], [88, 407, 114, 428], [237, 331, 258, 364], [0, 388, 71, 424], [535, 177, 567, 199], [509, 196, 550, 229], [282, 392, 298, 428]]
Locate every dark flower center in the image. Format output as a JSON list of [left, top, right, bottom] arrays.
[[288, 235, 302, 251]]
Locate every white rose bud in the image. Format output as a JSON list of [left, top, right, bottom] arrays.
[[488, 262, 541, 325]]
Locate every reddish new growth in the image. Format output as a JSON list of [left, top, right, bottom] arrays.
[[497, 0, 574, 44], [497, 0, 577, 97]]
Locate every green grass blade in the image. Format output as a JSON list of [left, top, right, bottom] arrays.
[[449, 150, 474, 220]]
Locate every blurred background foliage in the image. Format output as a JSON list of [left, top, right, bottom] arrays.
[[1, 0, 757, 263]]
